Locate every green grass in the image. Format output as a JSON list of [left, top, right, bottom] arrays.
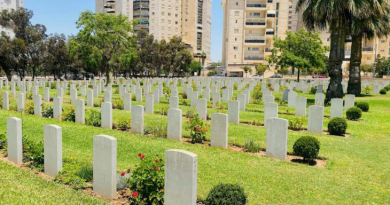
[[0, 85, 390, 204], [0, 160, 106, 204]]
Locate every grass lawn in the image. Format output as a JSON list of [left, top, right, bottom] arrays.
[[0, 85, 389, 204]]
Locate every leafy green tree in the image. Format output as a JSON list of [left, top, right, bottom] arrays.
[[189, 61, 202, 76], [69, 11, 135, 84], [360, 64, 373, 75], [43, 33, 69, 79], [0, 8, 47, 80], [164, 36, 193, 76], [271, 29, 328, 82], [256, 64, 268, 77], [347, 1, 390, 95], [241, 66, 252, 78]]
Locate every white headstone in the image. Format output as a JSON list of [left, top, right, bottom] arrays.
[[167, 108, 182, 141], [7, 117, 22, 164], [266, 118, 288, 160], [131, 105, 144, 134], [44, 125, 62, 177], [211, 113, 228, 149]]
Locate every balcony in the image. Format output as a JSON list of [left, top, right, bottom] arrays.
[[133, 0, 149, 2], [245, 18, 266, 26], [267, 10, 276, 18], [244, 55, 264, 60], [106, 9, 115, 14], [133, 14, 149, 18], [362, 47, 373, 52], [266, 28, 274, 35], [106, 0, 115, 3], [245, 36, 265, 44], [246, 1, 267, 9]]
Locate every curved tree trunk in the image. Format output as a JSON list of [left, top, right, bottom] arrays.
[[326, 22, 346, 103], [347, 34, 362, 95]]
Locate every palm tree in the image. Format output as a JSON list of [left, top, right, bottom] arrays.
[[347, 1, 390, 95], [297, 0, 366, 102], [241, 66, 252, 78]]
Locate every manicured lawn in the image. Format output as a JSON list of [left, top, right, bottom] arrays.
[[0, 85, 390, 204], [0, 160, 106, 204]]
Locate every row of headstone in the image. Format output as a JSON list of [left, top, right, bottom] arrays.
[[5, 117, 198, 204]]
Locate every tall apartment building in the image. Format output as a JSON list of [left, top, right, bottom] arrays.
[[287, 0, 389, 72], [0, 0, 24, 38], [221, 0, 289, 77], [222, 0, 390, 76], [96, 0, 212, 63]]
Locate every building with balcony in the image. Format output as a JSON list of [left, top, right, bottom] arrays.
[[96, 0, 212, 64], [221, 0, 289, 77], [0, 0, 24, 38]]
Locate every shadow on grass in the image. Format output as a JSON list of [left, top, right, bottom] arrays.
[[291, 159, 317, 166]]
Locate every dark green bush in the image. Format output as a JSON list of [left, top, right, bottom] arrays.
[[0, 134, 7, 150], [380, 89, 387, 95], [328, 117, 347, 136], [42, 106, 54, 118], [293, 136, 320, 161], [355, 102, 369, 112], [385, 84, 390, 91], [310, 87, 317, 94], [22, 136, 44, 171], [205, 183, 247, 205], [346, 107, 362, 121]]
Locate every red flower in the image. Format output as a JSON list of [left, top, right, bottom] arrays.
[[120, 172, 125, 176], [138, 153, 142, 156], [155, 159, 159, 163], [186, 120, 190, 124], [211, 102, 214, 104], [132, 191, 138, 197], [141, 155, 145, 159], [156, 167, 160, 171], [195, 126, 200, 131]]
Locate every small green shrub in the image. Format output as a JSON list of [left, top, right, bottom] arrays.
[[117, 117, 131, 131], [251, 84, 262, 100], [310, 87, 317, 94], [182, 92, 188, 99], [160, 105, 169, 115], [355, 102, 369, 112], [293, 136, 320, 161], [145, 118, 167, 138], [113, 98, 124, 110], [385, 84, 390, 91], [127, 153, 164, 205], [289, 117, 305, 130], [205, 183, 247, 205], [380, 88, 387, 95], [185, 114, 209, 143], [86, 110, 101, 127], [0, 134, 7, 150], [62, 107, 76, 122], [55, 160, 93, 190], [22, 136, 44, 171], [42, 106, 54, 118], [346, 107, 362, 121], [25, 101, 34, 115], [244, 139, 260, 153], [132, 95, 136, 101], [328, 117, 347, 136], [50, 83, 57, 89], [362, 86, 373, 94]]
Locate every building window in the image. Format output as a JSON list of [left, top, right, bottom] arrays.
[[233, 46, 238, 50], [236, 2, 238, 5]]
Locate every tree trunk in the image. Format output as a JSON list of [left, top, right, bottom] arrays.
[[325, 22, 346, 103], [347, 33, 362, 95], [297, 67, 300, 82]]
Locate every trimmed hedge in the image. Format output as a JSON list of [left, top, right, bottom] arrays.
[[328, 117, 347, 136], [206, 183, 247, 205], [346, 107, 362, 121], [356, 102, 369, 112], [293, 136, 320, 161]]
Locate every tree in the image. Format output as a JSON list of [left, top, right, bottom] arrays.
[[189, 61, 202, 75], [347, 1, 390, 95], [256, 64, 268, 77], [271, 29, 328, 82], [164, 36, 193, 76], [241, 66, 252, 78], [360, 64, 373, 75], [0, 8, 47, 80], [43, 34, 69, 79], [297, 0, 367, 102], [69, 11, 135, 84]]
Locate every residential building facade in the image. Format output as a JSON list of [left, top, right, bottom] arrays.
[[222, 0, 390, 77], [96, 0, 212, 63], [0, 0, 24, 38]]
